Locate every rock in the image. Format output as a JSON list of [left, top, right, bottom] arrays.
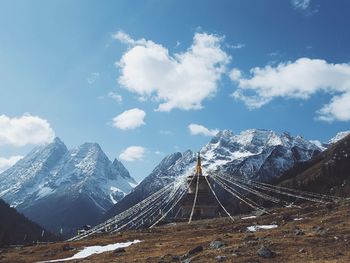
[[172, 255, 180, 261], [313, 226, 328, 236], [215, 255, 227, 262], [293, 227, 305, 236], [257, 245, 275, 258], [114, 247, 126, 255], [336, 251, 344, 256], [188, 245, 203, 255], [159, 254, 179, 262], [182, 245, 203, 259], [282, 214, 292, 221], [247, 240, 258, 246], [182, 258, 192, 263], [231, 247, 240, 254], [62, 244, 74, 251], [209, 240, 226, 249], [244, 233, 256, 241]]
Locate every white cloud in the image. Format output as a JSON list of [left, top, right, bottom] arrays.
[[112, 108, 146, 130], [119, 146, 145, 161], [0, 114, 55, 146], [0, 155, 23, 173], [230, 57, 350, 122], [317, 93, 350, 122], [115, 31, 230, 111], [231, 43, 245, 49], [155, 151, 162, 155], [291, 0, 311, 10], [87, 72, 100, 85], [113, 31, 137, 45], [188, 124, 219, 137], [108, 91, 123, 103], [229, 68, 242, 81]]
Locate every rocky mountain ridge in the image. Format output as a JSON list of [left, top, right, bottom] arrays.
[[105, 129, 322, 219], [0, 138, 136, 236]]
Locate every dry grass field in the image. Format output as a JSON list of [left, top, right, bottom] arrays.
[[1, 200, 350, 263]]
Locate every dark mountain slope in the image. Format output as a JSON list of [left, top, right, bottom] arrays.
[[277, 134, 350, 195], [0, 199, 56, 247]]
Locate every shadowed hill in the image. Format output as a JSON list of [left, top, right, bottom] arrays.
[[276, 134, 350, 195], [0, 199, 57, 247]]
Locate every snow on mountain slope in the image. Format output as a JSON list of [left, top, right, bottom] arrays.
[[199, 129, 321, 181], [0, 138, 68, 207], [0, 138, 136, 236], [328, 131, 350, 145], [104, 150, 196, 219], [310, 131, 350, 151], [105, 129, 322, 219]]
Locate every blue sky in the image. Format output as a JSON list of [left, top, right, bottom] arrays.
[[0, 0, 349, 180]]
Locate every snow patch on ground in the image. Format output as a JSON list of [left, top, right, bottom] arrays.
[[241, 215, 257, 220], [293, 218, 304, 221], [37, 240, 141, 262], [247, 224, 278, 232]]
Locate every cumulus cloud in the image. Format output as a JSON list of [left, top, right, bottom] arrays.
[[188, 124, 219, 136], [115, 31, 230, 111], [112, 108, 146, 130], [230, 58, 350, 122], [0, 155, 23, 173], [0, 114, 55, 146], [119, 146, 145, 161], [291, 0, 311, 10]]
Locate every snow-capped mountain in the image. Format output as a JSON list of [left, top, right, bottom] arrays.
[[311, 131, 350, 150], [105, 129, 321, 219], [200, 129, 321, 181], [0, 138, 136, 236], [328, 131, 350, 145]]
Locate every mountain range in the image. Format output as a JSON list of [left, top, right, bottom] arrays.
[[1, 129, 349, 237], [0, 138, 137, 237], [105, 129, 332, 219]]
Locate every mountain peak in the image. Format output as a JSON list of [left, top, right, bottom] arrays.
[[79, 142, 102, 150], [53, 136, 64, 144], [210, 129, 234, 144], [112, 158, 132, 180], [328, 131, 350, 145], [216, 129, 234, 138]]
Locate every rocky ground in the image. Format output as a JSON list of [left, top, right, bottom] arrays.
[[1, 200, 350, 263]]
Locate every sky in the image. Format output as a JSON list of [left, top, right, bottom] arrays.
[[0, 0, 350, 181]]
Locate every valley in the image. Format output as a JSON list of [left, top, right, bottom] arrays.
[[1, 199, 350, 262]]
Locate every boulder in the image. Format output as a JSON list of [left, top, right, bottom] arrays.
[[257, 245, 275, 258], [209, 240, 226, 249]]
